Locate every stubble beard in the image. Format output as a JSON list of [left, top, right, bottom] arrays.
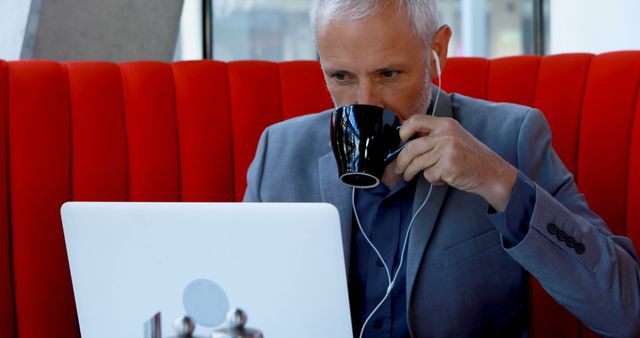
[[405, 65, 433, 119]]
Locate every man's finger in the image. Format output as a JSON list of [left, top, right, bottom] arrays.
[[394, 136, 437, 174], [401, 149, 440, 182], [399, 114, 440, 142], [422, 161, 447, 186]]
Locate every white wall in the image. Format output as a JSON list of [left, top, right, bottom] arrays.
[[0, 0, 32, 60], [550, 0, 640, 54]]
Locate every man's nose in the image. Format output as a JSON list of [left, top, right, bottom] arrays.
[[355, 82, 383, 107]]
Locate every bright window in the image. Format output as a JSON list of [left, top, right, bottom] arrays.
[[174, 0, 548, 61]]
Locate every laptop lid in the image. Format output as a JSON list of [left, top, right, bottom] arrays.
[[61, 202, 352, 338]]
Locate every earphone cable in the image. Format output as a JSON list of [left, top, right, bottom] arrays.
[[356, 57, 442, 338], [354, 184, 433, 338]]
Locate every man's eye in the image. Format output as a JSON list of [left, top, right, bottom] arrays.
[[334, 73, 347, 81], [381, 70, 398, 78]]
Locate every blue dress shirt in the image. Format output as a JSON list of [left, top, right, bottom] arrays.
[[350, 178, 414, 337]]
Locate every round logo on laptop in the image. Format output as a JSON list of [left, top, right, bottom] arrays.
[[183, 279, 230, 327]]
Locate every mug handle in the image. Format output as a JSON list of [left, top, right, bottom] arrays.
[[383, 141, 409, 165], [383, 125, 416, 165]]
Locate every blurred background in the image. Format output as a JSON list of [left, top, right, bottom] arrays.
[[1, 0, 639, 62]]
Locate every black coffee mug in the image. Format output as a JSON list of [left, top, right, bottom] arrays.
[[330, 104, 406, 188]]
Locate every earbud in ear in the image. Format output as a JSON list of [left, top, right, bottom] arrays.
[[432, 50, 442, 77]]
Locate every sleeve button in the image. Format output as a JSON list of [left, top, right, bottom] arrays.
[[547, 223, 560, 234], [575, 243, 586, 255], [556, 230, 568, 242]]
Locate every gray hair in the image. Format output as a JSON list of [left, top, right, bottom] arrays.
[[309, 0, 440, 46]]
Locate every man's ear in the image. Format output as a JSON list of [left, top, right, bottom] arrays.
[[430, 25, 452, 80]]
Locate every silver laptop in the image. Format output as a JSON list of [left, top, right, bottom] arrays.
[[61, 202, 352, 338]]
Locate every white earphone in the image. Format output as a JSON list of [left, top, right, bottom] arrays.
[[432, 49, 442, 77], [355, 49, 443, 338]]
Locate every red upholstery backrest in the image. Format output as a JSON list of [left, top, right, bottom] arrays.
[[227, 61, 283, 200], [278, 60, 333, 120], [67, 62, 129, 202], [0, 60, 15, 338], [534, 54, 592, 173], [0, 53, 638, 338], [488, 55, 541, 106], [628, 86, 640, 252], [8, 61, 77, 338], [577, 53, 640, 236], [172, 60, 235, 202], [576, 53, 640, 337], [121, 62, 182, 201], [441, 57, 489, 99]]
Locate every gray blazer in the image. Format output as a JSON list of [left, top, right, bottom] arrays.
[[244, 90, 640, 337]]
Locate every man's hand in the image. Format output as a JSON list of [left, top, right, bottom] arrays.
[[394, 114, 518, 212]]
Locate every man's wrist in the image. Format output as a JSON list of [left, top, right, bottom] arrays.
[[482, 162, 518, 212]]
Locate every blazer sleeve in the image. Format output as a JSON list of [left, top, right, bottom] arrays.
[[505, 108, 640, 337], [243, 127, 270, 202]]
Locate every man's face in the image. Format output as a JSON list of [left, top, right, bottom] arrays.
[[316, 6, 430, 121]]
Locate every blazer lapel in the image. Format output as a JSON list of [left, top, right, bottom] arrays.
[[405, 178, 448, 301], [318, 150, 353, 271], [406, 88, 453, 301]]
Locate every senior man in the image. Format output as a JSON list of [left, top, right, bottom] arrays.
[[244, 0, 640, 337]]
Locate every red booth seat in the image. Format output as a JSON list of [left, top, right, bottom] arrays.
[[0, 52, 638, 338]]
